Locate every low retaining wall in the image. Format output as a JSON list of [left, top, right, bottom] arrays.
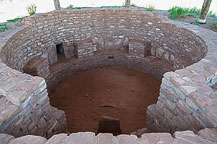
[[0, 8, 216, 140], [0, 9, 207, 72], [0, 63, 67, 138], [147, 22, 217, 133], [47, 51, 173, 92], [1, 128, 217, 144]]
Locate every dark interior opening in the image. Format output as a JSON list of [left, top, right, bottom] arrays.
[[108, 56, 114, 59], [56, 43, 65, 60]]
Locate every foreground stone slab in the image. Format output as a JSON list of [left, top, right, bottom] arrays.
[[141, 133, 175, 143], [117, 135, 138, 144], [8, 135, 47, 144], [0, 134, 14, 144], [0, 8, 217, 143], [65, 132, 96, 144], [198, 128, 217, 143], [174, 130, 215, 144], [1, 128, 217, 144], [97, 133, 118, 144], [23, 57, 50, 79], [45, 133, 68, 144]]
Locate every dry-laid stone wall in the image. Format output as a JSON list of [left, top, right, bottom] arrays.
[[0, 63, 66, 138], [23, 57, 50, 78], [0, 8, 216, 142], [1, 128, 217, 144], [147, 22, 217, 133], [47, 51, 173, 92], [0, 9, 206, 72]]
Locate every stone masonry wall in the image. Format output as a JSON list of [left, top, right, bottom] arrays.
[[0, 8, 216, 141], [128, 40, 151, 57], [0, 63, 67, 138], [147, 22, 217, 134], [23, 57, 50, 79], [1, 128, 217, 144], [47, 51, 173, 92], [74, 40, 94, 58], [0, 9, 207, 72]]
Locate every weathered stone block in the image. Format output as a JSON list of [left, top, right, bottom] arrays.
[[23, 57, 50, 79], [62, 45, 74, 58], [0, 134, 14, 144], [66, 132, 96, 144], [117, 135, 138, 144], [8, 135, 47, 144], [142, 133, 174, 143], [173, 130, 212, 144], [198, 128, 217, 143], [0, 97, 20, 126], [128, 40, 151, 57], [74, 40, 94, 58], [45, 133, 68, 144], [48, 46, 58, 65], [97, 133, 118, 144]]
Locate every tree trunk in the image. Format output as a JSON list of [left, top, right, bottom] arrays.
[[199, 0, 212, 23], [125, 0, 131, 8], [54, 0, 61, 10]]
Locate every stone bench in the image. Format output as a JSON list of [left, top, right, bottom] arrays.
[[74, 40, 94, 58], [128, 40, 151, 57], [23, 57, 50, 79]]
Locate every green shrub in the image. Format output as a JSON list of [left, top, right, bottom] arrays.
[[212, 21, 217, 28], [130, 4, 138, 8], [168, 6, 188, 19], [145, 5, 155, 11], [100, 6, 122, 8], [66, 6, 92, 9], [27, 4, 36, 16], [169, 6, 216, 19], [195, 17, 200, 26], [66, 5, 73, 9], [7, 17, 23, 22], [187, 7, 201, 16], [208, 11, 216, 17], [0, 23, 8, 32]]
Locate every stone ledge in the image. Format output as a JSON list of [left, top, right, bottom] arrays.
[[1, 128, 217, 144]]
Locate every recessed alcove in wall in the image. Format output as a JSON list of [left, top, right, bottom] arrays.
[[56, 43, 65, 60]]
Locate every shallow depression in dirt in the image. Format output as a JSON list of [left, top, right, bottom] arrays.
[[49, 68, 161, 134]]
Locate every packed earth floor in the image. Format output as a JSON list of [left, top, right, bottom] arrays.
[[50, 68, 161, 134]]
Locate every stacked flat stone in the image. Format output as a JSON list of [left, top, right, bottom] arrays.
[[0, 128, 217, 144], [0, 63, 66, 138], [0, 8, 217, 140], [0, 9, 206, 72], [128, 40, 151, 57], [23, 57, 50, 79], [74, 40, 94, 58], [47, 51, 173, 91], [147, 21, 217, 134]]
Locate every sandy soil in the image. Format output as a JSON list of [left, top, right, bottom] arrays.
[[50, 68, 161, 134]]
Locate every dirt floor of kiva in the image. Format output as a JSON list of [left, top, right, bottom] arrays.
[[50, 68, 161, 134]]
